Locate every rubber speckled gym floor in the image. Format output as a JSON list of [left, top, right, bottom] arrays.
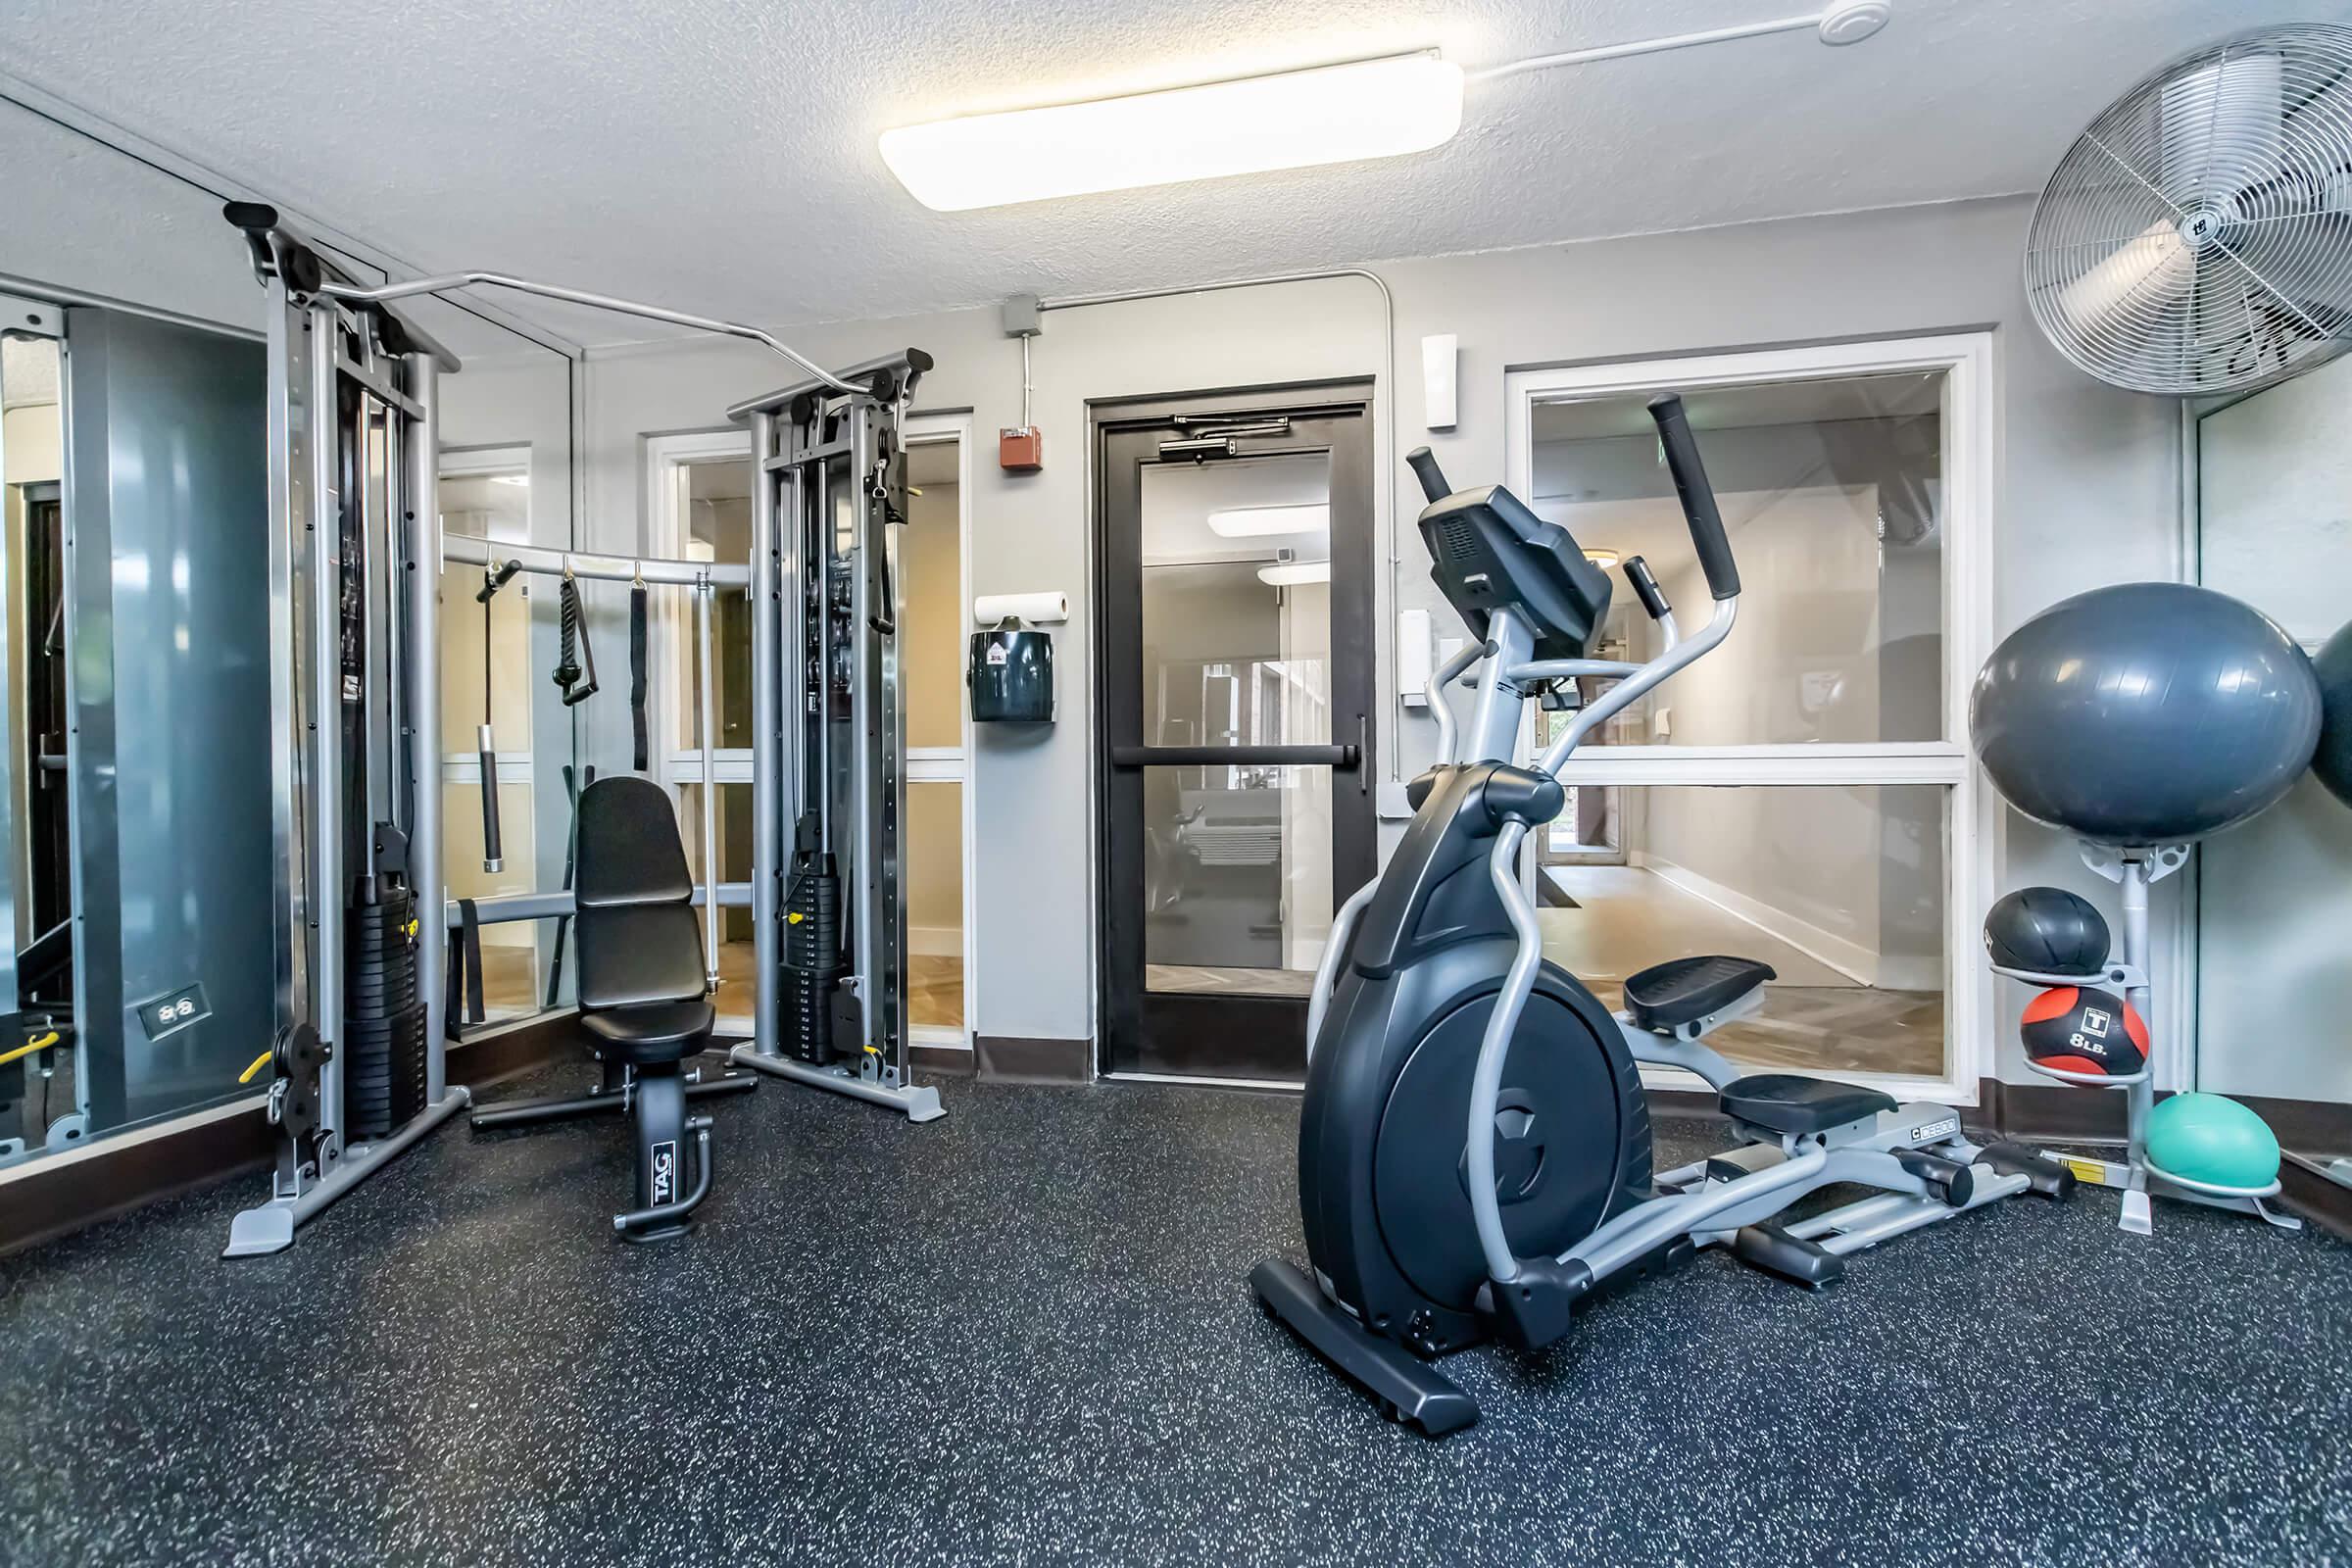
[[3, 1065, 2349, 1568]]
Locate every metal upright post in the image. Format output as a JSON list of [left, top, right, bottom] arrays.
[[848, 406, 874, 1059], [874, 410, 908, 1087], [308, 298, 345, 1158], [263, 280, 314, 1066], [407, 350, 449, 1104], [815, 451, 832, 860], [696, 573, 720, 990], [748, 411, 782, 1057], [2119, 854, 2155, 1188]]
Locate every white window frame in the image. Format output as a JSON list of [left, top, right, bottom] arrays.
[[1505, 331, 1997, 1107]]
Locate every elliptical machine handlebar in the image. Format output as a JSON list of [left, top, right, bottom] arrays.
[[1645, 394, 1740, 601], [1405, 447, 1451, 505]]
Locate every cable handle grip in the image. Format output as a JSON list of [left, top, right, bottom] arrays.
[[477, 722, 505, 873], [475, 560, 522, 604], [1405, 446, 1451, 505], [1622, 556, 1671, 620], [1645, 394, 1740, 601]]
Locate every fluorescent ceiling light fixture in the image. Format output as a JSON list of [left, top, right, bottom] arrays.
[[489, 473, 530, 486], [1258, 560, 1332, 586], [880, 53, 1465, 211], [1209, 503, 1331, 538]]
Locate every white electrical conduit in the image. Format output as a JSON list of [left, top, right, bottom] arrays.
[[1471, 2, 1892, 82]]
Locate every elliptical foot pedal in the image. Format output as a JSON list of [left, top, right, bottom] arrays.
[[1249, 1259, 1478, 1437], [1978, 1140, 2079, 1200], [1733, 1222, 1845, 1288]]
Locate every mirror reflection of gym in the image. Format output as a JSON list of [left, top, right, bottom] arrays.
[[3, 311, 274, 1164], [439, 457, 539, 1022]]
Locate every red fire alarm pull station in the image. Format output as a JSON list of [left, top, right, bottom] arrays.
[[1000, 425, 1043, 471], [1002, 293, 1045, 472]]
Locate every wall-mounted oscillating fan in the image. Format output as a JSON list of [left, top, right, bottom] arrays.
[[2026, 23, 2352, 397]]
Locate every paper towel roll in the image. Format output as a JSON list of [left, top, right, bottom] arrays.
[[973, 591, 1069, 626]]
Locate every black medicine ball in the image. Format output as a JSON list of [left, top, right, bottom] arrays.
[[1984, 887, 2110, 975]]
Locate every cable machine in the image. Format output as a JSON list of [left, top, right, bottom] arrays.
[[220, 205, 465, 1256], [219, 207, 944, 1255], [729, 359, 943, 1121]]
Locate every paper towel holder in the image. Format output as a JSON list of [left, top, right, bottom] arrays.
[[972, 591, 1069, 626]]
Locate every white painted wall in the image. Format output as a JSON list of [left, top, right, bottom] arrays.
[[573, 194, 2183, 1075]]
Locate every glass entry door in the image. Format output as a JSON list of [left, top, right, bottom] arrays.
[[1098, 387, 1376, 1081]]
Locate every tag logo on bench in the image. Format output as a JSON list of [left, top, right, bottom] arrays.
[[651, 1141, 678, 1205]]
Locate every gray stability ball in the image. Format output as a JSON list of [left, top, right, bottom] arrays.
[[1971, 582, 2322, 846], [2316, 617, 2352, 809]]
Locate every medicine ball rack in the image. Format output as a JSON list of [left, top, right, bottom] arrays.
[[220, 208, 942, 1257], [1989, 842, 2299, 1237]]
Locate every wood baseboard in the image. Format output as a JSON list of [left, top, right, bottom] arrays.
[[974, 1035, 1091, 1084], [0, 1010, 583, 1259], [909, 1045, 977, 1079], [0, 1100, 272, 1259]]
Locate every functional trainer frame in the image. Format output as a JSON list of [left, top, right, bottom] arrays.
[[219, 207, 944, 1256], [728, 357, 944, 1121], [222, 206, 470, 1257]]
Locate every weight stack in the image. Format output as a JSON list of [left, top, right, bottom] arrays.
[[784, 850, 843, 1065], [345, 881, 427, 1140]]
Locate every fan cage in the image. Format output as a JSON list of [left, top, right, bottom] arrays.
[[2025, 23, 2352, 397]]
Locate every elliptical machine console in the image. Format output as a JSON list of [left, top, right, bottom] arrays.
[[1251, 395, 2072, 1436]]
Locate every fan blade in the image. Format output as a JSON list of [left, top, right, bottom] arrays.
[[2158, 45, 2285, 201], [2058, 220, 2197, 337]]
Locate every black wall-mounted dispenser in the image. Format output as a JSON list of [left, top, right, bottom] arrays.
[[968, 618, 1054, 722]]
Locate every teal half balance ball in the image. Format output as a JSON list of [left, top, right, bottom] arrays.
[[2145, 1093, 2281, 1190]]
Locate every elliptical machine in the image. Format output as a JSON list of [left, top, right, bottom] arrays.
[[1250, 395, 2072, 1436]]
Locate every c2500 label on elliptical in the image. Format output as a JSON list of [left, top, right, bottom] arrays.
[[1908, 1116, 1960, 1143]]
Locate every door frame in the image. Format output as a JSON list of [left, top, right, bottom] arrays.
[[1505, 331, 1996, 1108], [1090, 378, 1379, 1085]]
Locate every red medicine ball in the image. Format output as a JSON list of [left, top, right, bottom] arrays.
[[2021, 986, 2149, 1076]]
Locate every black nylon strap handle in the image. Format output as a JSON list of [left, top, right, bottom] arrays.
[[444, 898, 484, 1040], [629, 584, 650, 772]]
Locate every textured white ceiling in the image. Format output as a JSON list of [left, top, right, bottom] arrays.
[[1, 0, 2335, 345]]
